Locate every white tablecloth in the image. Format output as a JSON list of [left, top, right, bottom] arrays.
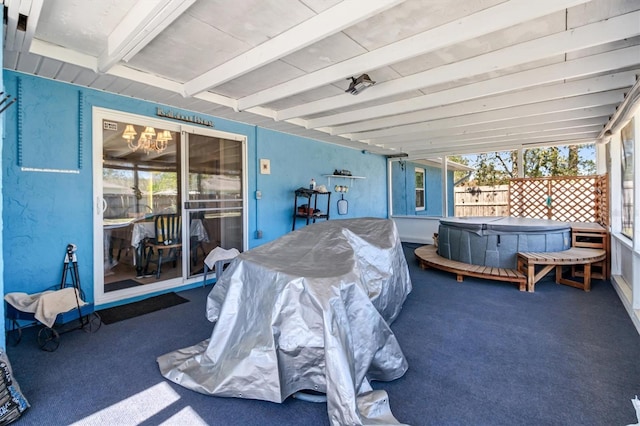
[[131, 219, 209, 248]]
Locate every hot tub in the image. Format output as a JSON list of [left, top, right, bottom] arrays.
[[437, 216, 571, 269]]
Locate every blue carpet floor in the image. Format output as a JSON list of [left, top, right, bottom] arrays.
[[6, 243, 640, 425]]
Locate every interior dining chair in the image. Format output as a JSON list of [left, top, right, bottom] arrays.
[[143, 214, 182, 279]]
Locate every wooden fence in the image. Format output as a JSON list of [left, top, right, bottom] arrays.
[[454, 185, 509, 217], [454, 174, 609, 227]]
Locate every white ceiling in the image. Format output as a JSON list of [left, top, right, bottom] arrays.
[[3, 0, 640, 160]]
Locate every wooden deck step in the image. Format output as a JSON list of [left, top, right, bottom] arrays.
[[414, 245, 526, 291]]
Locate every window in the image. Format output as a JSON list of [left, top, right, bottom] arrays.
[[621, 118, 634, 239], [415, 167, 425, 211]]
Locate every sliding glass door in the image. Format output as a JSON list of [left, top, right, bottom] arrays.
[[184, 131, 244, 278], [94, 108, 246, 304]]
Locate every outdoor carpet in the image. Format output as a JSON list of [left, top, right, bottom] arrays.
[[98, 292, 189, 324]]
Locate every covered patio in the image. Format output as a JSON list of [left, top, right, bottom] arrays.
[[2, 0, 640, 424]]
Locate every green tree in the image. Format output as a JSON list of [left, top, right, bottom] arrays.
[[471, 151, 517, 185], [448, 155, 471, 185], [467, 144, 596, 186]]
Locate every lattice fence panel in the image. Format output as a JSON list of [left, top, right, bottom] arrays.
[[508, 179, 550, 219], [508, 174, 609, 226], [550, 177, 596, 222]]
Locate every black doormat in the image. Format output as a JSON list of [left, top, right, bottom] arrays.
[[98, 293, 189, 325], [104, 279, 143, 293]]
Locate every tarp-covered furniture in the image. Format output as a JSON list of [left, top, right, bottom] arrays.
[[158, 218, 413, 425]]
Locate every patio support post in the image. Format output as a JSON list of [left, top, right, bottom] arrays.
[[441, 156, 448, 217]]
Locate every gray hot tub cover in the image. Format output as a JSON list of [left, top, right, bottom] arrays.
[[157, 218, 413, 425]]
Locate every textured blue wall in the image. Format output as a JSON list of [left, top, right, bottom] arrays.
[[2, 71, 388, 302], [391, 160, 453, 216], [254, 127, 386, 241], [0, 21, 4, 347]]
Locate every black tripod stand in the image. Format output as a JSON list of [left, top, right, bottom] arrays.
[[61, 244, 81, 292]]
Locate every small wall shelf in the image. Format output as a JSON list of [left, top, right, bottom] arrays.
[[323, 174, 366, 187]]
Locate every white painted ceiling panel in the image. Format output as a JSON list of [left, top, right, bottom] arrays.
[[104, 76, 135, 95], [567, 0, 640, 27], [188, 0, 317, 47], [91, 74, 119, 91], [71, 69, 100, 87], [213, 60, 307, 98], [36, 59, 63, 79], [280, 32, 368, 73], [127, 14, 250, 81], [300, 0, 343, 13], [16, 51, 42, 74], [4, 0, 639, 158], [264, 85, 346, 110], [55, 63, 85, 83], [37, 0, 129, 57], [390, 13, 566, 77], [567, 36, 640, 60], [343, 0, 508, 51]]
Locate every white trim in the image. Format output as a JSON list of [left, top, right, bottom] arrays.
[[20, 167, 79, 174], [387, 159, 393, 217], [441, 157, 448, 217], [611, 274, 640, 336], [633, 115, 640, 310], [92, 107, 248, 306]]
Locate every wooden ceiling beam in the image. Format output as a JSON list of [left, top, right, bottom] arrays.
[[98, 0, 196, 73], [183, 0, 406, 97], [278, 10, 640, 121], [315, 47, 640, 131], [405, 134, 600, 158], [376, 117, 609, 147], [330, 82, 628, 136], [349, 105, 616, 141], [238, 0, 591, 111]]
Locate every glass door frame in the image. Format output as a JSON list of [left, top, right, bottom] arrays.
[[180, 124, 248, 279], [92, 107, 248, 306]]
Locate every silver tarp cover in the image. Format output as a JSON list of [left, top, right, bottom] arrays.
[[158, 218, 413, 425]]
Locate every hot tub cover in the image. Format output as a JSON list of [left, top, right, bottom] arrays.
[[439, 216, 571, 235], [157, 218, 413, 425]]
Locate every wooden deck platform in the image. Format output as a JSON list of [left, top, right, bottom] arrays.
[[414, 245, 527, 291]]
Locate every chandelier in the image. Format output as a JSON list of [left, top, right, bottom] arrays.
[[122, 124, 172, 154]]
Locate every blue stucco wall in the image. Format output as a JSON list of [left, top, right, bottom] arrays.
[[254, 127, 386, 241], [391, 160, 454, 216], [0, 23, 4, 347], [2, 70, 388, 302]]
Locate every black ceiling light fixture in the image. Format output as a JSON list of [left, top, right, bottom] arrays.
[[345, 73, 375, 95]]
